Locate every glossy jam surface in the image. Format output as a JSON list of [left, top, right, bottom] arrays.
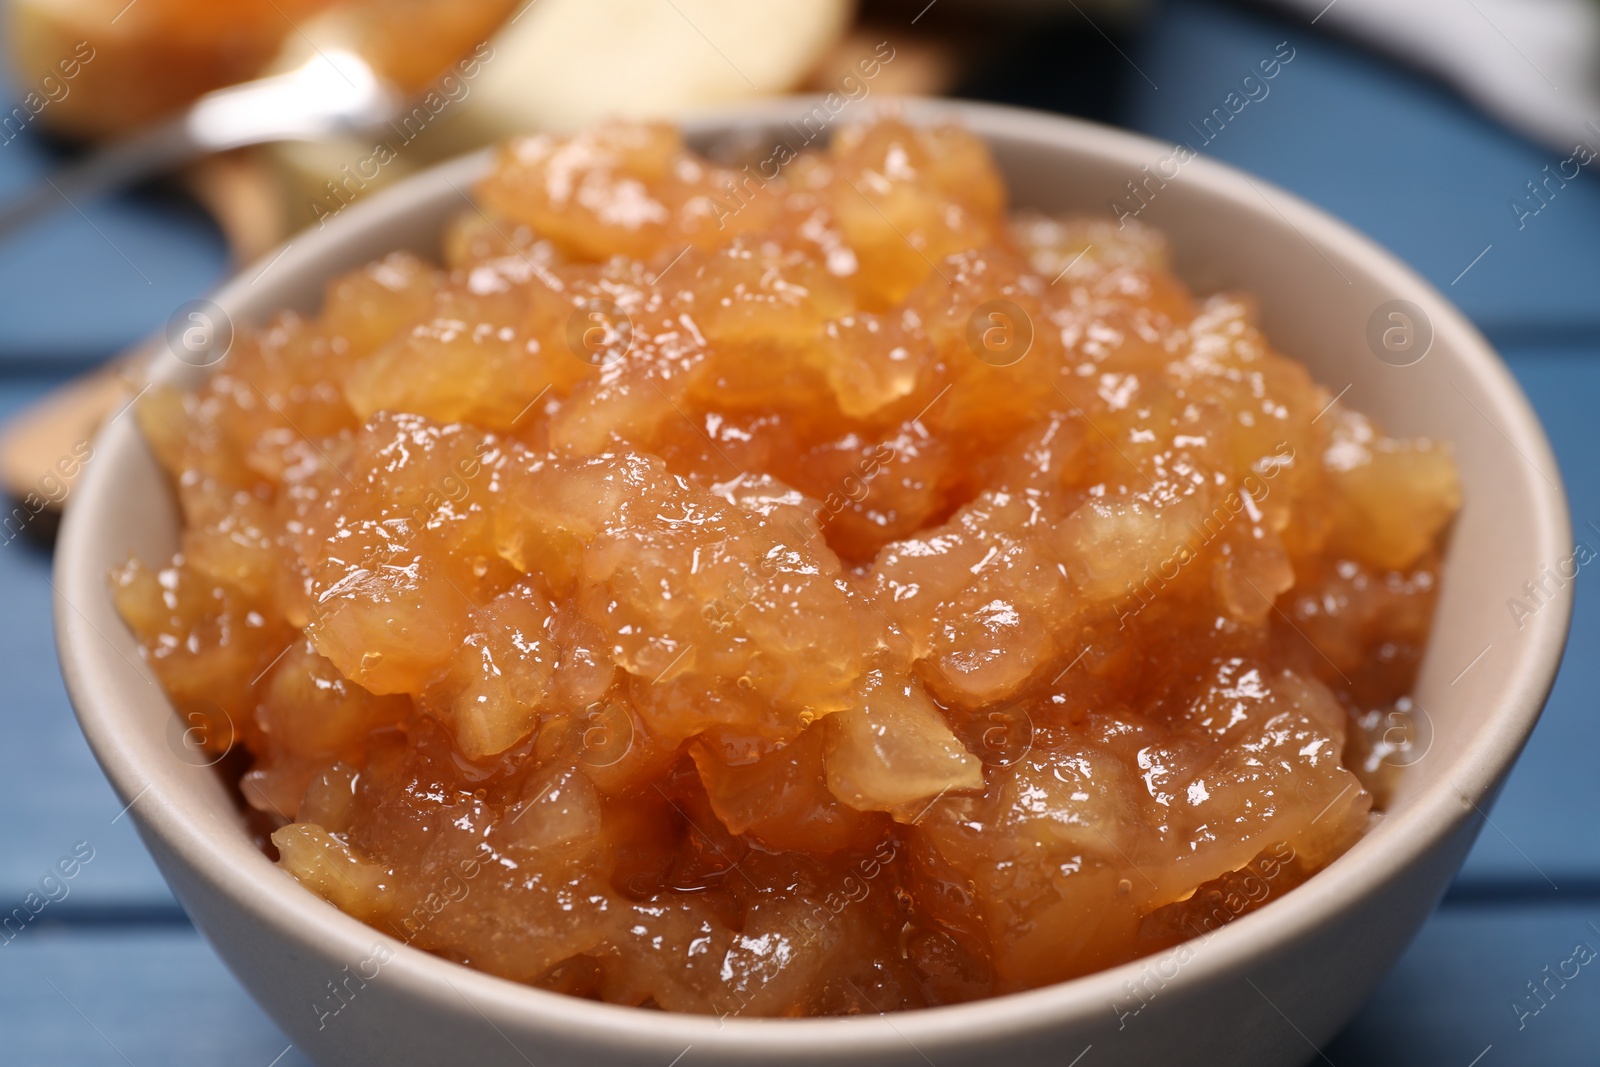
[[115, 117, 1460, 1015]]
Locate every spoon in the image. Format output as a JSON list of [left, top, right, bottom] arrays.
[[0, 48, 401, 239]]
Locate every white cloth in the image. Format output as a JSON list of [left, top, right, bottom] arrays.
[[1270, 0, 1600, 151]]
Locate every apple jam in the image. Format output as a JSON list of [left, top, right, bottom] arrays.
[[113, 115, 1460, 1015]]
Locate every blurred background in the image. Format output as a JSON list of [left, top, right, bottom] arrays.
[[0, 0, 1595, 1062]]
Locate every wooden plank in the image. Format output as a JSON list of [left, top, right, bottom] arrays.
[[0, 377, 177, 909], [1122, 0, 1600, 334], [1, 926, 311, 1067], [1453, 347, 1600, 891], [0, 124, 227, 368], [4, 906, 1600, 1065], [1330, 902, 1600, 1064]]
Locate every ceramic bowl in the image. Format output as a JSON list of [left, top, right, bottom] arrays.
[[55, 98, 1572, 1066]]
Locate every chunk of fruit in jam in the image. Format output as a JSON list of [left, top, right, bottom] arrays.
[[114, 114, 1459, 1015]]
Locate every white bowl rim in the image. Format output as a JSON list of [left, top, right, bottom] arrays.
[[54, 96, 1573, 1055]]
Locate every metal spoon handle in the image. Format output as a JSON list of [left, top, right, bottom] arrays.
[[0, 50, 398, 241], [0, 119, 196, 237]]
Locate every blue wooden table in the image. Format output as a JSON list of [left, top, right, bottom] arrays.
[[1, 0, 1596, 1062]]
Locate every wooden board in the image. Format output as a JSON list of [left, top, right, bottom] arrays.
[[0, 0, 1596, 1059]]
